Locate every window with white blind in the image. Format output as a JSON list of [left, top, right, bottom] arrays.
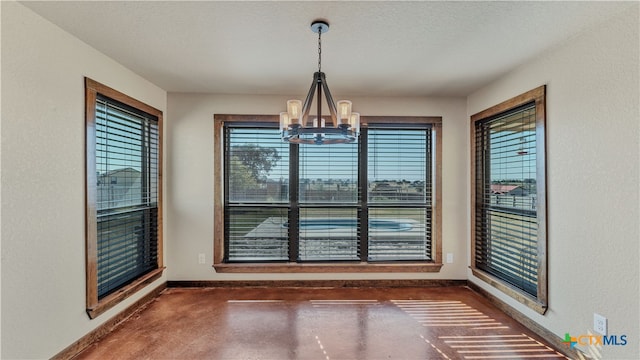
[[471, 86, 547, 313], [225, 127, 290, 261], [215, 115, 442, 272], [367, 129, 432, 261], [85, 78, 164, 318]]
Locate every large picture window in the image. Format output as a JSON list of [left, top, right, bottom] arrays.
[[214, 115, 442, 272], [471, 86, 547, 313], [85, 78, 164, 318]]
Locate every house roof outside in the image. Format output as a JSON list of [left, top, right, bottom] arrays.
[[99, 167, 140, 177], [490, 184, 520, 194]]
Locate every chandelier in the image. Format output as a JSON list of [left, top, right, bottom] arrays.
[[280, 20, 360, 145]]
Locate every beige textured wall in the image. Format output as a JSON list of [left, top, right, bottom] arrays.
[[1, 2, 167, 358], [165, 94, 468, 281], [467, 7, 639, 359], [2, 0, 638, 359]]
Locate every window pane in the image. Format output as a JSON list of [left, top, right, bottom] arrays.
[[227, 207, 289, 261], [221, 119, 438, 265], [299, 208, 358, 261], [96, 100, 155, 210], [487, 106, 537, 212], [227, 128, 289, 203], [476, 210, 538, 296], [368, 208, 430, 261], [95, 97, 159, 299], [475, 102, 539, 297], [299, 143, 358, 203], [368, 129, 429, 204], [97, 208, 158, 298]]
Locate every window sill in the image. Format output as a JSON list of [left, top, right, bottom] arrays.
[[87, 267, 165, 319], [214, 262, 443, 273], [470, 268, 547, 315]]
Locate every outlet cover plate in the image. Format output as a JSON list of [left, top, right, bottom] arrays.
[[594, 313, 607, 335]]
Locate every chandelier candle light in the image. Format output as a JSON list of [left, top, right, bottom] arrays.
[[280, 20, 360, 145]]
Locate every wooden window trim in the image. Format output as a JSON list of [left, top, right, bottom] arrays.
[[85, 78, 165, 319], [213, 115, 442, 273], [470, 85, 548, 314]]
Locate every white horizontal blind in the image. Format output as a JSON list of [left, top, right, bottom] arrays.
[[224, 123, 434, 263], [298, 141, 359, 261], [299, 142, 358, 203], [227, 128, 289, 203], [368, 129, 429, 204], [95, 96, 159, 298], [298, 208, 359, 261], [475, 103, 538, 296], [367, 128, 432, 261], [226, 207, 289, 261], [225, 127, 290, 261]]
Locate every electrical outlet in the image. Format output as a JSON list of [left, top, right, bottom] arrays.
[[198, 253, 206, 264], [446, 253, 454, 263], [594, 313, 607, 335]]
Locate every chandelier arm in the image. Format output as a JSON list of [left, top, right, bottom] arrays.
[[300, 72, 319, 127], [319, 73, 338, 126]]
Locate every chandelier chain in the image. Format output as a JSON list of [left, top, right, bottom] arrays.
[[318, 29, 322, 72]]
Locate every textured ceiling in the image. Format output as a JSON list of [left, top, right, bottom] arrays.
[[22, 1, 632, 97]]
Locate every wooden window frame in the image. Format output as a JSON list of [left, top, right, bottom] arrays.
[[470, 85, 548, 314], [213, 115, 442, 273], [85, 78, 165, 319]]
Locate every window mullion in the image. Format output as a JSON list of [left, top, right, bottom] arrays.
[[289, 143, 299, 262], [358, 128, 368, 261]]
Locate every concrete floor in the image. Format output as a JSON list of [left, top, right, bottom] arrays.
[[76, 286, 568, 360]]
